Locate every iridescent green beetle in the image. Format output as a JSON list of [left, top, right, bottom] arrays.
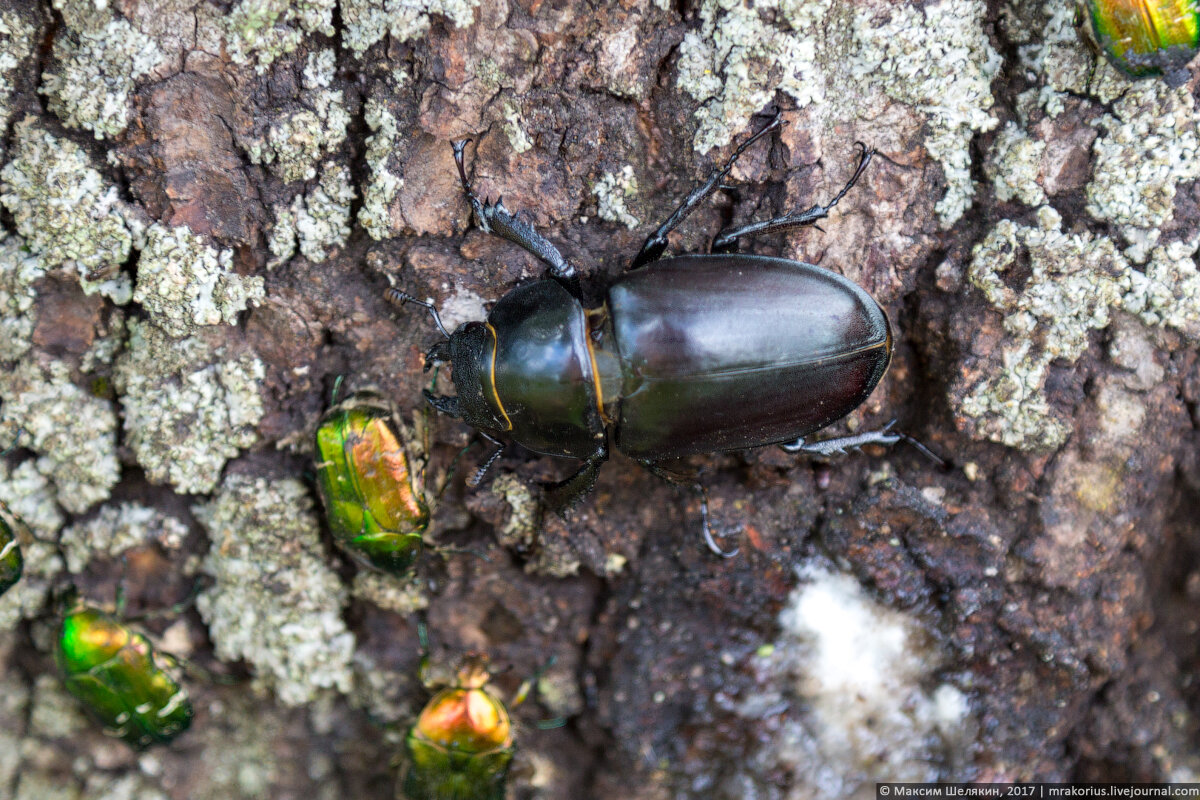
[[0, 501, 23, 597], [56, 601, 194, 749], [314, 390, 432, 574], [401, 655, 516, 800], [1085, 0, 1200, 80]]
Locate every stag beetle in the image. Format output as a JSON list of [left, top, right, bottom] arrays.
[[391, 110, 897, 556]]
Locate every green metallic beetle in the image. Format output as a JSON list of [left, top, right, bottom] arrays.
[[400, 655, 516, 800], [314, 389, 432, 575], [1084, 0, 1200, 81], [56, 600, 194, 749], [0, 500, 23, 597]]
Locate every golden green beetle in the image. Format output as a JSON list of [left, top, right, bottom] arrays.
[[56, 600, 194, 749], [314, 389, 432, 575]]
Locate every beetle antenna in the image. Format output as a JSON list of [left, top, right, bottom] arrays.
[[385, 289, 451, 339]]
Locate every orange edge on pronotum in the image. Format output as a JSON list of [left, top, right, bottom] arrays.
[[484, 322, 514, 431]]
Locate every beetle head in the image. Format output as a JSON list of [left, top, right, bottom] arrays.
[[423, 322, 510, 438]]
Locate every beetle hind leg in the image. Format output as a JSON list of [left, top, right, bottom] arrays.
[[639, 462, 739, 558], [630, 109, 784, 271], [711, 143, 874, 253], [780, 421, 900, 457]]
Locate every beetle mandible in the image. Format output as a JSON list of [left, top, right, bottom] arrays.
[[392, 110, 897, 556]]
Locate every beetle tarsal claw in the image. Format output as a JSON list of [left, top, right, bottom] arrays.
[[703, 525, 740, 559]]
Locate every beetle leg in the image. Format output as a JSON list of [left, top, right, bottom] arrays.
[[468, 437, 506, 487], [423, 389, 463, 418], [451, 140, 579, 286], [780, 421, 900, 456], [544, 445, 608, 512], [711, 143, 874, 253], [630, 109, 784, 270], [638, 462, 739, 558]]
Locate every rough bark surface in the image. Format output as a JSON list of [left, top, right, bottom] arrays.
[[1, 0, 1200, 798]]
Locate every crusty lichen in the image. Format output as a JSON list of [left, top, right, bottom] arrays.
[[0, 645, 29, 789], [341, 0, 481, 55], [1086, 81, 1200, 261], [244, 50, 350, 183], [676, 0, 830, 155], [1009, 0, 1125, 115], [0, 461, 65, 632], [959, 207, 1200, 450], [957, 207, 1131, 450], [0, 9, 36, 144], [593, 166, 641, 230], [729, 567, 972, 795], [0, 360, 120, 513], [41, 0, 165, 139], [850, 0, 1001, 224], [0, 118, 133, 302], [676, 0, 1000, 225], [134, 224, 265, 337], [114, 320, 265, 494], [196, 475, 355, 706], [223, 0, 337, 71], [0, 234, 43, 362], [358, 98, 402, 241], [59, 503, 188, 573], [352, 571, 428, 615], [501, 97, 533, 154], [268, 162, 354, 264], [1124, 238, 1200, 343], [985, 122, 1047, 206]]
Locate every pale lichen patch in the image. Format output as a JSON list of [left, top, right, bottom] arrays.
[[42, 0, 166, 139], [358, 99, 402, 241], [1123, 239, 1200, 343], [0, 234, 44, 362], [223, 0, 337, 72], [0, 9, 36, 143], [341, 0, 481, 56], [244, 50, 351, 183], [957, 208, 1130, 450], [269, 163, 355, 264], [0, 118, 133, 302], [675, 0, 1000, 225], [1086, 81, 1200, 261], [985, 122, 1048, 207], [196, 476, 355, 706], [0, 461, 65, 632], [114, 320, 265, 494], [134, 224, 265, 337], [850, 0, 1001, 224], [592, 166, 641, 230], [0, 361, 120, 513]]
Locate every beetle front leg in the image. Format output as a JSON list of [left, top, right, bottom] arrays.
[[711, 143, 874, 253], [544, 444, 608, 513], [630, 109, 784, 270], [452, 140, 578, 285]]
